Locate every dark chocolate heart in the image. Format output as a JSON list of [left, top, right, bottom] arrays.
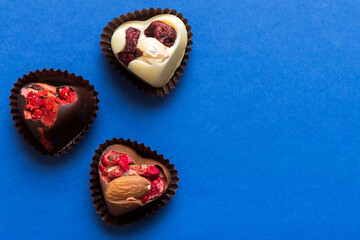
[[18, 82, 95, 153]]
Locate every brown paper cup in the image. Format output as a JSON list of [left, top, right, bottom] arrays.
[[100, 8, 193, 97], [89, 138, 179, 225], [9, 68, 100, 156]]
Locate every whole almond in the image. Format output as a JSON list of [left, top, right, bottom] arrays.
[[105, 175, 151, 201]]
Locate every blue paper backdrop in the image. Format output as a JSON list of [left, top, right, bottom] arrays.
[[1, 0, 360, 239]]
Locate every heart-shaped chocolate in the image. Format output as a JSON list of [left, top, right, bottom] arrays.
[[98, 144, 171, 216], [111, 14, 188, 88], [18, 82, 96, 153]]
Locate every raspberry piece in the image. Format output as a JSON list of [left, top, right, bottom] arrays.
[[143, 166, 160, 180], [41, 110, 56, 127], [129, 165, 140, 171], [141, 193, 149, 203], [118, 27, 141, 66], [36, 90, 48, 97], [101, 175, 111, 182], [101, 151, 119, 167], [136, 166, 147, 175], [141, 177, 165, 203], [152, 177, 165, 193], [37, 127, 51, 150], [108, 166, 124, 179], [45, 101, 54, 110], [58, 87, 77, 103], [26, 91, 44, 109], [99, 163, 108, 176], [59, 87, 70, 99], [54, 97, 66, 105], [117, 154, 130, 171], [144, 20, 177, 47], [32, 109, 42, 120]]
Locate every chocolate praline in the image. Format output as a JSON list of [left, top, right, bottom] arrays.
[[99, 144, 171, 216], [100, 8, 193, 96], [9, 69, 99, 156], [89, 138, 179, 225]]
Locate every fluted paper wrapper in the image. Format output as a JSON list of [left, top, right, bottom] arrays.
[[9, 68, 100, 156], [100, 8, 193, 97], [89, 138, 179, 225]]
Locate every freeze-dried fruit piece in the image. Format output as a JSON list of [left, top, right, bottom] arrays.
[[144, 20, 177, 47], [101, 151, 118, 167], [143, 165, 160, 180], [117, 154, 130, 171], [141, 176, 165, 203], [23, 84, 78, 128], [118, 27, 141, 66]]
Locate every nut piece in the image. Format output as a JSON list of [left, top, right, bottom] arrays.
[[105, 175, 151, 201]]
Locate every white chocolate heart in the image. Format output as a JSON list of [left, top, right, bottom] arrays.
[[111, 14, 188, 88]]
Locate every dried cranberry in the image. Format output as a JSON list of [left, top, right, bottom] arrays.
[[144, 20, 177, 47], [118, 52, 136, 66], [118, 27, 141, 66], [124, 27, 141, 52]]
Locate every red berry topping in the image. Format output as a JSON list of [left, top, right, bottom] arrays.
[[141, 177, 165, 203], [99, 163, 108, 176], [24, 84, 77, 128], [118, 27, 141, 66], [142, 165, 160, 180], [101, 151, 119, 167], [108, 166, 124, 179], [37, 127, 51, 150], [117, 154, 130, 171], [58, 87, 77, 103], [144, 20, 177, 47]]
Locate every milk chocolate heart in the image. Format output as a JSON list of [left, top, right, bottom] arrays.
[[98, 144, 171, 216], [18, 82, 96, 153], [111, 14, 188, 88]]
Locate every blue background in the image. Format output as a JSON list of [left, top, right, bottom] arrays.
[[1, 0, 360, 239]]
